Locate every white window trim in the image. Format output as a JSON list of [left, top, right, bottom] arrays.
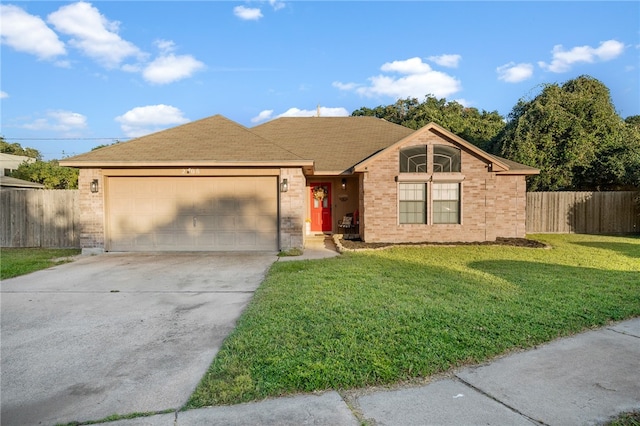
[[397, 179, 464, 226], [432, 181, 463, 225], [396, 173, 432, 182]]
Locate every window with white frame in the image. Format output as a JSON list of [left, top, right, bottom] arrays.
[[432, 182, 460, 224], [399, 183, 426, 224]]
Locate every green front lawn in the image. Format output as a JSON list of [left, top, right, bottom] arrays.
[[188, 234, 640, 407], [1, 248, 81, 280]]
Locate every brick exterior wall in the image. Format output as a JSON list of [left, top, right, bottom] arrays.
[[78, 168, 105, 251], [76, 145, 528, 250], [361, 131, 528, 243], [279, 167, 305, 250]]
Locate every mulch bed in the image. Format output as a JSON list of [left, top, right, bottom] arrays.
[[338, 237, 548, 250]]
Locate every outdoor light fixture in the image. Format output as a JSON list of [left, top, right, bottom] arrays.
[[341, 178, 347, 190], [90, 179, 99, 193], [280, 178, 289, 193]]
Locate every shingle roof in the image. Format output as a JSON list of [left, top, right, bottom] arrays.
[[487, 154, 540, 174], [61, 115, 308, 166], [60, 114, 538, 175], [252, 117, 415, 173], [0, 176, 45, 189]]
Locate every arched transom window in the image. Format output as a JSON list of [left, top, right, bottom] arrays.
[[433, 145, 461, 173], [399, 145, 427, 173]]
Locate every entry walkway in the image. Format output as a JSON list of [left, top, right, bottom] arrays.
[[278, 234, 340, 261]]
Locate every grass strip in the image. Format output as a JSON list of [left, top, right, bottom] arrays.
[[1, 248, 81, 280], [55, 409, 176, 426], [188, 234, 640, 407]]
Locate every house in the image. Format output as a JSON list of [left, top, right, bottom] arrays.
[[60, 115, 539, 254], [0, 152, 36, 176]]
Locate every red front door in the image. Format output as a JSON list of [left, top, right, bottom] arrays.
[[310, 183, 332, 232]]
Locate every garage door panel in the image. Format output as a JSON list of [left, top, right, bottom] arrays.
[[195, 215, 216, 230], [176, 214, 195, 230], [215, 215, 236, 229], [155, 232, 178, 246], [216, 198, 238, 212], [215, 232, 236, 247], [237, 232, 257, 246], [135, 234, 155, 248], [107, 176, 278, 251], [255, 215, 278, 231]]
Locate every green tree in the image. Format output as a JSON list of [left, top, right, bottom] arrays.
[[490, 75, 634, 191], [352, 95, 505, 150], [91, 140, 121, 151], [11, 160, 79, 189], [0, 136, 42, 160]]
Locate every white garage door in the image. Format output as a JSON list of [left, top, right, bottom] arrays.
[[106, 176, 278, 251]]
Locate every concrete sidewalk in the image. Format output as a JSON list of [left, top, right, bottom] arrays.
[[103, 317, 639, 426]]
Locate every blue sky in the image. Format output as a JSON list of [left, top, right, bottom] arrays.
[[1, 1, 639, 160]]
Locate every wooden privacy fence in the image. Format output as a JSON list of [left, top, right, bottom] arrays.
[[526, 191, 639, 234], [1, 189, 80, 248]]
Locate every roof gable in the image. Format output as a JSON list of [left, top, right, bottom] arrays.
[[61, 115, 309, 167], [354, 122, 539, 175]]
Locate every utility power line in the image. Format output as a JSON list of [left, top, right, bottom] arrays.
[[5, 137, 131, 141]]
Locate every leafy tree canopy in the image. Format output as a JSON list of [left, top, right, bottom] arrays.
[[490, 75, 639, 191], [625, 115, 640, 127], [0, 136, 42, 160], [10, 159, 79, 189], [2, 137, 78, 189], [352, 96, 505, 150], [91, 140, 121, 151]]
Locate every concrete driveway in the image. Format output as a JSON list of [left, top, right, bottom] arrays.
[[1, 252, 277, 426]]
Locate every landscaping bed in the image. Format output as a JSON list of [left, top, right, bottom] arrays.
[[338, 236, 548, 250]]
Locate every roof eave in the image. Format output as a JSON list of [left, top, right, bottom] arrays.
[[59, 160, 315, 168], [307, 169, 354, 176], [495, 169, 540, 176]]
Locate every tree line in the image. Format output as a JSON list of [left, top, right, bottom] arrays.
[[3, 75, 639, 191], [353, 75, 640, 192]]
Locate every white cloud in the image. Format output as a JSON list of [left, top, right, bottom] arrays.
[[0, 4, 66, 60], [336, 57, 462, 100], [154, 39, 176, 54], [269, 0, 286, 11], [381, 57, 431, 74], [3, 3, 203, 85], [281, 107, 349, 118], [21, 110, 87, 132], [538, 39, 625, 73], [497, 62, 534, 83], [251, 106, 349, 124], [234, 6, 263, 21], [251, 110, 274, 123], [453, 98, 471, 108], [332, 81, 358, 91], [139, 38, 204, 84], [0, 91, 8, 99], [143, 54, 205, 84], [115, 104, 189, 137], [47, 1, 143, 69], [428, 54, 461, 68]]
